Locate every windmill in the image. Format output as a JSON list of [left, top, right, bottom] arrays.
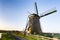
[[24, 2, 57, 35]]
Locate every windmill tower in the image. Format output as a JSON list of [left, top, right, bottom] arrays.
[[24, 2, 57, 35]]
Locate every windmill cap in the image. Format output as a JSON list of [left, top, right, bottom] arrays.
[[28, 13, 40, 18]]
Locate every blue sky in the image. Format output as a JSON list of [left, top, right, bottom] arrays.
[[0, 0, 60, 33]]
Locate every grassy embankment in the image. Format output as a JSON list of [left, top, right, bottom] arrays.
[[1, 32, 59, 40]]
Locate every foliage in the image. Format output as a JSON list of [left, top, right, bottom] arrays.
[[1, 33, 15, 40]]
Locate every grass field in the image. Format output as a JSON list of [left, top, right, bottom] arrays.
[[1, 32, 59, 40]]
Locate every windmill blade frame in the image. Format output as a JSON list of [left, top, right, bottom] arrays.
[[40, 8, 57, 18], [35, 2, 38, 15], [24, 18, 29, 36], [28, 11, 32, 14]]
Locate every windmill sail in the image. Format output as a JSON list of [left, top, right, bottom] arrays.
[[24, 21, 29, 32], [40, 8, 57, 18], [35, 2, 38, 15], [24, 18, 29, 36]]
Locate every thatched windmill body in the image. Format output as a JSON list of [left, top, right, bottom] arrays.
[[24, 2, 57, 35]]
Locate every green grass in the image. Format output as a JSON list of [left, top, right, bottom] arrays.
[[1, 32, 59, 40], [2, 33, 15, 40], [12, 32, 48, 40], [12, 32, 38, 40]]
